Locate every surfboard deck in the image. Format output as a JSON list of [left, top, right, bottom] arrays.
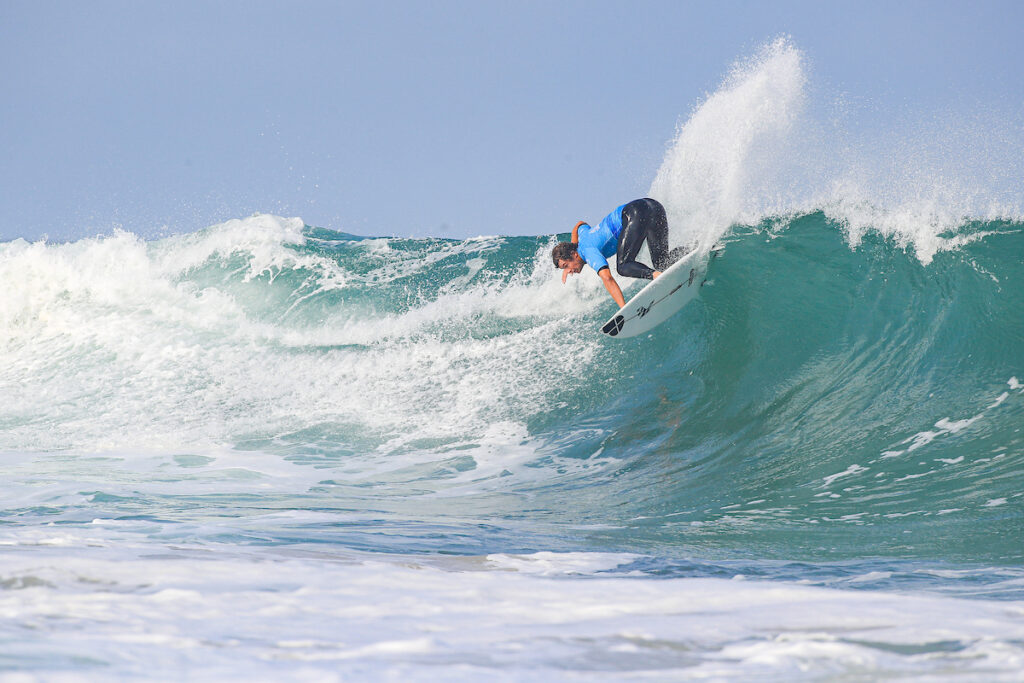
[[600, 247, 717, 339]]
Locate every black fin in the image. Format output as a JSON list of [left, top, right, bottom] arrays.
[[601, 315, 625, 336]]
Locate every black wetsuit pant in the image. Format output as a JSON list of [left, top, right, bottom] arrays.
[[616, 198, 670, 280]]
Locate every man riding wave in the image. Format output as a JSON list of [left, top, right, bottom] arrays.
[[552, 197, 684, 308]]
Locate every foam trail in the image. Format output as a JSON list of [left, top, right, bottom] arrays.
[[0, 216, 610, 455]]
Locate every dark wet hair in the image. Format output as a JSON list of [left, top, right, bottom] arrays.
[[551, 242, 578, 268]]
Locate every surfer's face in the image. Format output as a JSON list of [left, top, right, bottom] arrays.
[[559, 255, 584, 275]]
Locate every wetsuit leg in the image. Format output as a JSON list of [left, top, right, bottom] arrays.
[[616, 198, 670, 279], [644, 198, 670, 270]]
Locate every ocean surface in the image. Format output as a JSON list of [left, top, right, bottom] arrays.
[[3, 40, 1024, 680]]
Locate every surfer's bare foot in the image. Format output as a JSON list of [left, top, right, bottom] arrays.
[[653, 271, 662, 279]]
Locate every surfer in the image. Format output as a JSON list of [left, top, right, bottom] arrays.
[[552, 197, 678, 308]]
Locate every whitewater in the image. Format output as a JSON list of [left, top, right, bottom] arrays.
[[3, 39, 1024, 680]]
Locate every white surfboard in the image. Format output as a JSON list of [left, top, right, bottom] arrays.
[[599, 248, 716, 339]]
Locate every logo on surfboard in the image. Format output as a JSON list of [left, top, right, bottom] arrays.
[[601, 314, 626, 336]]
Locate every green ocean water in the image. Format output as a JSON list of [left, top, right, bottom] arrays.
[[3, 211, 1024, 680], [302, 214, 1024, 568], [6, 212, 1021, 566]]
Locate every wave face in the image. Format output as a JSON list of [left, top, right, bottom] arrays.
[[4, 38, 1024, 679], [3, 212, 1022, 562]]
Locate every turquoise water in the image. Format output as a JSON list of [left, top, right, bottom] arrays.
[[2, 212, 1023, 679], [3, 38, 1024, 680]]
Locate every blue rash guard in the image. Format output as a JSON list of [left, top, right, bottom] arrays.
[[577, 204, 626, 272]]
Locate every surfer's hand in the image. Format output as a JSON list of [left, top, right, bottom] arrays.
[[653, 271, 663, 279]]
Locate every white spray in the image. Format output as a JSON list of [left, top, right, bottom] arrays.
[[649, 37, 1024, 263]]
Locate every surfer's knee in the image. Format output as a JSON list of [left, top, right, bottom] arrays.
[[617, 259, 655, 280]]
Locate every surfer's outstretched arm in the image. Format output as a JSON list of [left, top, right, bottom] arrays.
[[598, 267, 626, 308]]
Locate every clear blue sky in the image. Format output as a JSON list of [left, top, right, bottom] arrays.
[[2, 0, 1022, 242]]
